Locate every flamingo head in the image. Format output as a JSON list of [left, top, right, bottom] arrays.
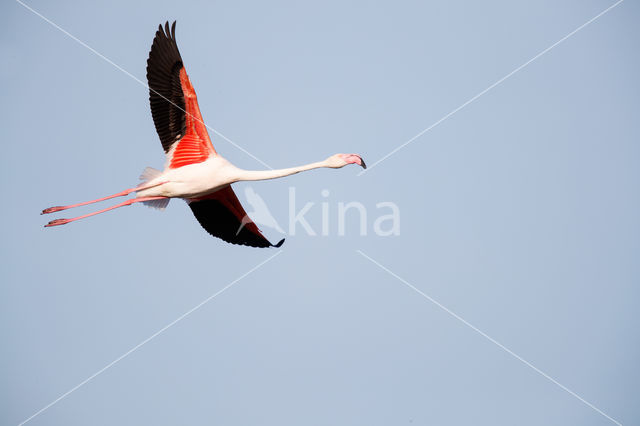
[[326, 153, 367, 169]]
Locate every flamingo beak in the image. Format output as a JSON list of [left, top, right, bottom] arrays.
[[341, 154, 366, 169], [351, 155, 366, 169]]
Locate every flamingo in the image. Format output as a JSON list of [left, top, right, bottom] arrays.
[[42, 21, 366, 248]]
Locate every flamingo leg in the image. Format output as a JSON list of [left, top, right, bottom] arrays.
[[41, 181, 168, 215], [44, 196, 169, 227]]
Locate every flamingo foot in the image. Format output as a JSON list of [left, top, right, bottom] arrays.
[[42, 206, 66, 215], [45, 218, 71, 227]]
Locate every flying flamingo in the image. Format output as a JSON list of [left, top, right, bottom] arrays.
[[42, 21, 365, 248]]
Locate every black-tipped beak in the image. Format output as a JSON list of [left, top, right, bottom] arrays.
[[273, 238, 285, 248], [360, 157, 367, 169]]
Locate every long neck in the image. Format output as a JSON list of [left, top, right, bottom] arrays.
[[235, 160, 329, 182]]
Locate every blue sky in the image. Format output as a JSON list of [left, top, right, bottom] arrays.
[[2, 1, 639, 425]]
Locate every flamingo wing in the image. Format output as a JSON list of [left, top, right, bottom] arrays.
[[146, 21, 217, 169], [188, 186, 285, 248]]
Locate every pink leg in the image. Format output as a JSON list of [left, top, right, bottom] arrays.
[[41, 181, 167, 215], [44, 196, 168, 227]]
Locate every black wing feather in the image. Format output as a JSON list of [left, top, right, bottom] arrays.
[[189, 199, 285, 248], [147, 21, 186, 153]]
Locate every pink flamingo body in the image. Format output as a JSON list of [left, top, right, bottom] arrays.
[[42, 22, 365, 248]]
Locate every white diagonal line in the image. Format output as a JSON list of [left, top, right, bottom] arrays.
[[17, 250, 282, 426], [15, 0, 273, 170], [359, 0, 624, 175], [356, 250, 622, 426]]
